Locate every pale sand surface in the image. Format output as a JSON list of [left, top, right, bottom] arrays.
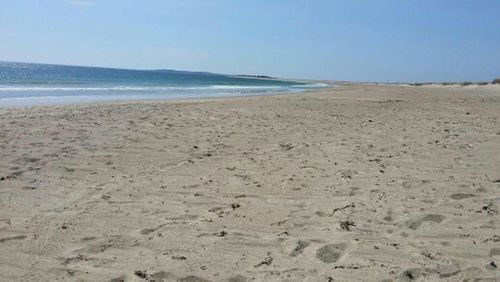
[[0, 85, 499, 281]]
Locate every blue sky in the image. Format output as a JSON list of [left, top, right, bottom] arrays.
[[1, 0, 499, 82]]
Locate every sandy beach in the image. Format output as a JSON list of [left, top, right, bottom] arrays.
[[0, 84, 499, 281]]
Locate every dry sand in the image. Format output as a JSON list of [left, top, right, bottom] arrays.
[[0, 84, 499, 281]]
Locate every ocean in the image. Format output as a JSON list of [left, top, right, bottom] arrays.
[[0, 61, 328, 107]]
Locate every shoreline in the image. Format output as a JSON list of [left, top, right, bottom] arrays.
[[0, 83, 334, 109], [1, 84, 499, 281], [0, 84, 337, 110], [2, 82, 499, 110]]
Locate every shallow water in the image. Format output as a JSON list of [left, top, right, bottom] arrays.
[[0, 61, 328, 107]]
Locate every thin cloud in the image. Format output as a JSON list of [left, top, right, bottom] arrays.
[[67, 0, 95, 6]]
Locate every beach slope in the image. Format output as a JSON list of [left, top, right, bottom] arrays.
[[0, 84, 499, 281]]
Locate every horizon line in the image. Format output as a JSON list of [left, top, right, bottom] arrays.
[[1, 59, 497, 84], [0, 59, 295, 81]]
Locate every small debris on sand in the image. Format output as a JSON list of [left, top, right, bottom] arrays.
[[332, 203, 355, 215], [340, 220, 356, 231], [254, 253, 273, 267]]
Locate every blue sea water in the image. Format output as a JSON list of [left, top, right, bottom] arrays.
[[0, 61, 328, 107]]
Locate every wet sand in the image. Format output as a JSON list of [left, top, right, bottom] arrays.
[[0, 84, 499, 281]]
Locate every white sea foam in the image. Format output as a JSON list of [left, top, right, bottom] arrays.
[[0, 85, 289, 92], [0, 83, 330, 107], [292, 83, 331, 88]]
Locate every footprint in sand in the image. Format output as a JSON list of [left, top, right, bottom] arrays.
[[79, 236, 97, 242], [339, 169, 357, 180], [0, 235, 27, 243], [489, 247, 500, 257], [108, 275, 127, 282], [315, 243, 347, 263], [405, 214, 445, 230], [383, 209, 393, 222], [76, 235, 138, 254], [450, 193, 476, 200], [289, 240, 311, 257], [118, 270, 177, 282], [0, 219, 11, 229], [149, 271, 176, 281], [140, 223, 167, 235], [228, 275, 248, 282], [178, 275, 211, 282], [399, 268, 424, 281]]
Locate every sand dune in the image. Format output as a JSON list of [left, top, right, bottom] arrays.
[[0, 84, 499, 281]]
